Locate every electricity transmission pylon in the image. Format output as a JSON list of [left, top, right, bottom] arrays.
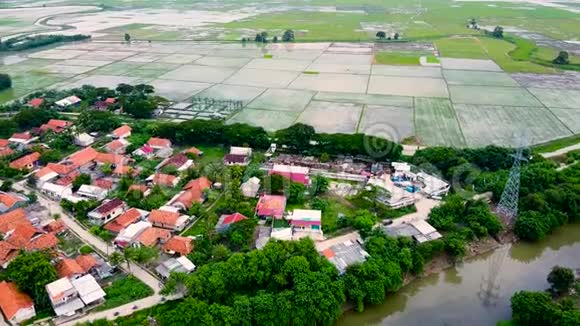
[[496, 135, 529, 226], [478, 246, 509, 307]]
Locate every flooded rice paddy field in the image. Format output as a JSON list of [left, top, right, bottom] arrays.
[[1, 40, 579, 148]]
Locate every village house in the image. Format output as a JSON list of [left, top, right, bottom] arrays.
[[135, 227, 171, 247], [105, 139, 130, 154], [39, 182, 73, 200], [0, 139, 14, 158], [256, 194, 287, 219], [35, 166, 59, 184], [46, 277, 84, 317], [148, 208, 190, 232], [127, 184, 151, 197], [320, 237, 369, 275], [147, 137, 172, 149], [270, 164, 311, 185], [55, 95, 81, 109], [77, 184, 108, 201], [28, 98, 44, 108], [215, 212, 248, 233], [168, 177, 212, 210], [0, 192, 28, 213], [163, 236, 193, 256], [0, 281, 36, 325], [223, 146, 252, 166], [183, 146, 203, 156], [156, 153, 193, 172], [147, 173, 180, 188], [155, 256, 196, 279], [111, 125, 132, 139], [9, 152, 40, 170], [87, 199, 127, 225], [287, 209, 323, 240], [55, 254, 100, 279], [132, 144, 155, 158], [8, 132, 37, 145], [114, 221, 152, 248], [104, 208, 148, 233], [74, 133, 96, 147], [39, 119, 72, 134]]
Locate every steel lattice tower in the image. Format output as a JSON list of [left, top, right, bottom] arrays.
[[496, 144, 527, 225]]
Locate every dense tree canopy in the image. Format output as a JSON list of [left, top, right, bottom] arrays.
[[13, 108, 58, 129], [547, 266, 576, 295], [0, 73, 11, 90]]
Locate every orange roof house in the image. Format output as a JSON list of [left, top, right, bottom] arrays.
[[75, 254, 98, 272], [28, 98, 44, 108], [55, 258, 84, 278], [47, 163, 76, 175], [95, 152, 126, 165], [170, 177, 212, 210], [0, 147, 14, 158], [136, 227, 171, 247], [148, 209, 189, 231], [112, 125, 131, 138], [148, 173, 179, 187], [9, 152, 40, 170], [163, 236, 193, 256], [183, 147, 203, 156], [105, 139, 129, 154], [40, 119, 72, 133], [0, 192, 27, 213], [183, 177, 212, 192], [0, 281, 35, 323], [147, 137, 171, 149], [25, 233, 58, 251], [5, 223, 42, 248], [0, 139, 9, 147], [65, 147, 98, 167], [0, 241, 19, 267], [0, 209, 29, 234], [104, 208, 144, 233]]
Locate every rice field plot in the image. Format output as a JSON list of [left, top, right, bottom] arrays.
[[194, 56, 252, 68], [90, 62, 146, 76], [75, 51, 138, 61], [443, 70, 520, 87], [40, 64, 97, 75], [247, 89, 315, 112], [61, 59, 114, 67], [227, 109, 300, 131], [28, 49, 88, 60], [314, 92, 414, 107], [210, 49, 264, 58], [245, 58, 311, 72], [306, 63, 370, 74], [313, 53, 372, 65], [160, 65, 237, 83], [225, 68, 300, 88], [454, 104, 573, 147], [414, 98, 466, 147], [289, 73, 368, 93], [156, 53, 202, 64], [527, 88, 580, 109], [435, 38, 489, 59], [195, 84, 265, 105], [548, 108, 580, 133], [0, 72, 68, 103], [123, 53, 166, 63], [448, 85, 543, 107], [511, 73, 580, 90], [440, 58, 502, 71], [59, 75, 141, 90], [149, 79, 212, 101], [358, 105, 414, 142], [368, 75, 449, 98], [266, 50, 324, 61], [371, 65, 442, 78], [297, 101, 363, 134]]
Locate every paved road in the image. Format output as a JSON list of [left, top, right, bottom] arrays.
[[13, 181, 169, 324], [540, 143, 580, 158]]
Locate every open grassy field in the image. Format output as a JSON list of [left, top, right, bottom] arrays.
[[414, 98, 466, 147], [374, 52, 422, 65]]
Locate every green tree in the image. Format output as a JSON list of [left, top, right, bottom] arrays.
[[282, 29, 295, 42], [13, 108, 57, 129], [553, 51, 570, 65], [109, 251, 124, 267], [275, 123, 315, 151], [514, 211, 549, 241], [311, 175, 329, 196], [492, 26, 504, 38], [0, 179, 12, 192], [77, 110, 121, 133], [352, 210, 375, 237], [263, 174, 285, 194], [0, 73, 12, 90], [547, 266, 575, 295], [0, 119, 17, 138], [287, 182, 306, 204], [394, 32, 400, 40], [39, 150, 62, 165], [376, 31, 386, 39], [72, 173, 91, 192], [124, 33, 131, 42], [5, 251, 58, 310], [124, 246, 159, 265]]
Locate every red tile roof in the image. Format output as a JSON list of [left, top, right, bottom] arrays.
[[322, 248, 335, 259], [148, 210, 180, 228], [0, 192, 25, 209], [183, 147, 202, 155], [94, 178, 114, 190], [66, 147, 98, 167], [106, 140, 127, 152], [0, 147, 13, 158], [136, 227, 171, 247], [174, 177, 212, 209], [256, 195, 287, 218], [0, 209, 29, 234], [0, 139, 9, 147], [222, 212, 248, 225], [112, 125, 131, 138], [147, 137, 171, 148], [9, 152, 40, 170], [183, 177, 212, 191], [105, 98, 116, 104], [76, 254, 98, 272], [152, 173, 177, 187], [0, 241, 19, 266], [54, 170, 79, 186], [44, 220, 65, 234], [104, 208, 142, 233], [0, 281, 34, 321], [10, 132, 32, 141], [6, 223, 40, 247], [93, 199, 125, 215], [128, 184, 148, 194], [56, 258, 84, 278], [47, 163, 76, 175], [161, 153, 189, 169], [40, 119, 72, 133], [163, 236, 193, 256], [113, 165, 138, 177], [95, 152, 126, 165], [25, 233, 58, 250], [28, 98, 44, 107]]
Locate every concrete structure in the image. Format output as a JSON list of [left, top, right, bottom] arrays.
[[287, 209, 322, 234], [0, 281, 35, 325], [77, 185, 108, 201], [87, 199, 126, 225], [71, 274, 106, 306], [46, 278, 84, 317], [155, 256, 195, 279], [40, 182, 73, 200], [270, 164, 310, 185], [74, 133, 96, 147], [240, 177, 260, 197], [367, 175, 416, 209], [416, 172, 450, 197], [114, 221, 152, 248], [320, 238, 369, 275], [383, 220, 442, 244], [55, 95, 81, 108]]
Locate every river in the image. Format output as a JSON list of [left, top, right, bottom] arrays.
[[338, 223, 580, 326]]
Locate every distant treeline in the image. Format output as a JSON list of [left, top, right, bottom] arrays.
[[0, 34, 90, 52]]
